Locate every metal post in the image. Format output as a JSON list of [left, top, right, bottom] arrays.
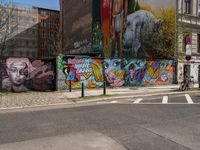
[[102, 58, 106, 96], [69, 80, 72, 92], [103, 81, 106, 95], [81, 82, 84, 98], [199, 65, 200, 88]]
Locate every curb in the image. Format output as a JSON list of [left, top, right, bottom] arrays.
[[0, 90, 199, 112], [69, 90, 200, 104]]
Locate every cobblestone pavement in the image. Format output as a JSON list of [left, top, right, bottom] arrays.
[[0, 92, 68, 109]]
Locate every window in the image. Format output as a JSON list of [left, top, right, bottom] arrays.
[[20, 51, 23, 56], [26, 41, 29, 47], [26, 51, 30, 57], [41, 19, 46, 28], [184, 0, 191, 14], [40, 42, 45, 49], [183, 33, 192, 52], [41, 30, 45, 38], [40, 10, 46, 16]]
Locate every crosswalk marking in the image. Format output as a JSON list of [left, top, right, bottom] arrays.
[[96, 94, 198, 105], [111, 101, 118, 103], [134, 98, 143, 104], [185, 94, 194, 104], [162, 96, 168, 104]]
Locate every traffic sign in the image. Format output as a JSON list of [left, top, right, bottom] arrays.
[[185, 44, 192, 61], [185, 55, 191, 61]]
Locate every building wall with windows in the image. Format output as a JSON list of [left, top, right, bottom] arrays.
[[3, 6, 60, 59], [177, 0, 200, 83], [36, 7, 60, 58], [5, 7, 38, 58]]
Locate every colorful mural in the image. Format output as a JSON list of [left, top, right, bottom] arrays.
[[57, 56, 104, 89], [57, 56, 176, 90], [0, 56, 176, 92], [104, 59, 175, 87], [0, 58, 56, 92], [104, 59, 146, 86], [92, 0, 176, 59], [143, 60, 175, 85]]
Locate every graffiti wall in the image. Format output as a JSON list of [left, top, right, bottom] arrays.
[[143, 60, 175, 85], [92, 0, 176, 59], [0, 57, 56, 92], [57, 56, 104, 90], [104, 59, 175, 87], [190, 63, 199, 83], [104, 59, 146, 86], [57, 56, 176, 90], [178, 62, 200, 83], [177, 63, 184, 83]]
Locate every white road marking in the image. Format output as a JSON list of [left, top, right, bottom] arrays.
[[97, 101, 118, 104], [162, 96, 168, 104], [185, 94, 194, 104], [133, 98, 143, 104], [111, 101, 118, 103]]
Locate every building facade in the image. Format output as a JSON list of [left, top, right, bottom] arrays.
[[177, 0, 200, 83], [36, 7, 60, 58], [5, 6, 38, 58], [1, 6, 60, 59], [60, 0, 93, 55]]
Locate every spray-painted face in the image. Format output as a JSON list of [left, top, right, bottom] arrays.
[[7, 62, 28, 85]]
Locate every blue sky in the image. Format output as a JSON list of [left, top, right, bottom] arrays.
[[5, 0, 59, 10]]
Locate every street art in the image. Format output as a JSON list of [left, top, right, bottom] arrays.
[[104, 59, 146, 86], [177, 63, 184, 83], [104, 59, 126, 86], [57, 56, 104, 89], [0, 58, 56, 92], [190, 64, 199, 83], [92, 0, 176, 59], [104, 59, 175, 87], [71, 39, 92, 54], [143, 60, 175, 85]]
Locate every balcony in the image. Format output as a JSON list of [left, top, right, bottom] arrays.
[[178, 13, 200, 27]]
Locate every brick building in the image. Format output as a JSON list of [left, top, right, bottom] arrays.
[[35, 7, 60, 58], [60, 0, 93, 55]]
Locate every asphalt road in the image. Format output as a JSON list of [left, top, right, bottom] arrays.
[[0, 93, 200, 150]]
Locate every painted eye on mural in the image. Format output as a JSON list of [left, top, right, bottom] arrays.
[[19, 69, 28, 76], [9, 68, 17, 73]]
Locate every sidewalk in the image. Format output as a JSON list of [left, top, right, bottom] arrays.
[[0, 84, 199, 110]]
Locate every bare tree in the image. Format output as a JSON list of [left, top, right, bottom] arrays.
[[0, 0, 17, 56]]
